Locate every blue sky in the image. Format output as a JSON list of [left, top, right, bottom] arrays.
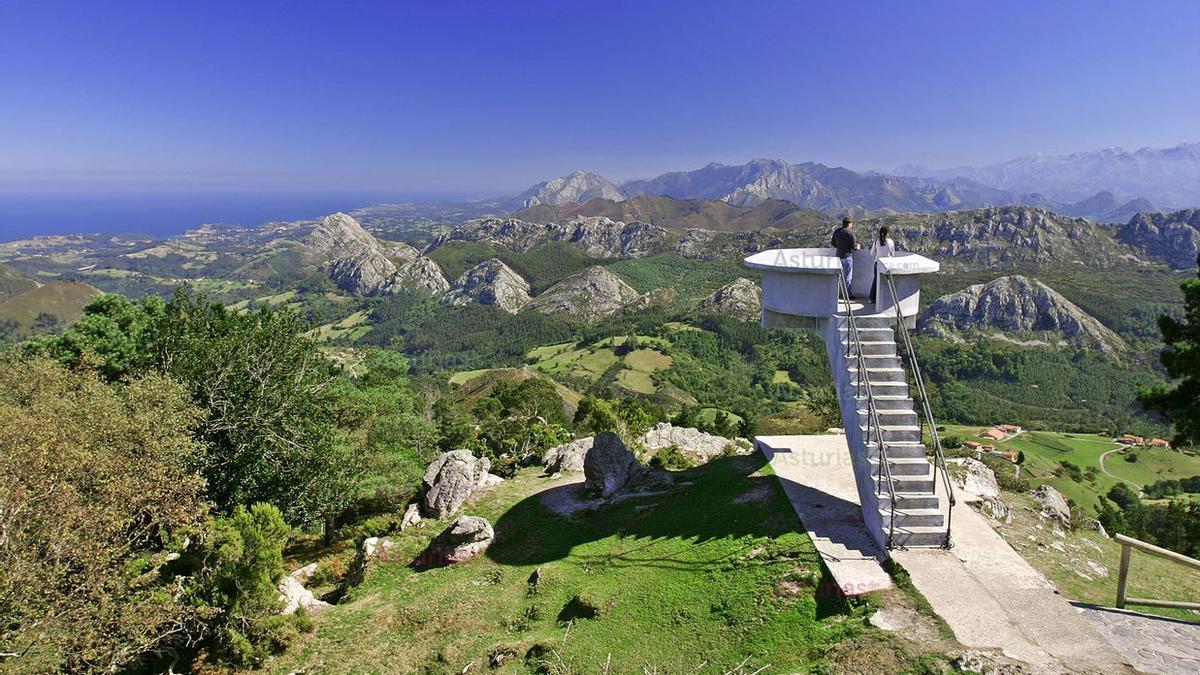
[[2, 0, 1198, 195]]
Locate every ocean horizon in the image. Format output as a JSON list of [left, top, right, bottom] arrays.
[[0, 190, 470, 241]]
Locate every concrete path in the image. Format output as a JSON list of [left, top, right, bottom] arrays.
[[758, 434, 1135, 673], [1076, 604, 1200, 675], [894, 499, 1134, 673], [756, 434, 893, 596]]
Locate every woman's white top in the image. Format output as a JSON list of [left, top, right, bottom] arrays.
[[870, 237, 896, 261]]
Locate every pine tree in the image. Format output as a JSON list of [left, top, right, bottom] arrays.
[[1139, 256, 1200, 446]]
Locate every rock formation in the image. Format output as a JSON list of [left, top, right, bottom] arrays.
[[441, 258, 531, 313], [1116, 209, 1200, 269], [543, 436, 594, 473], [526, 266, 642, 322], [1031, 485, 1071, 526], [583, 431, 667, 499], [918, 275, 1127, 354], [637, 423, 750, 464], [420, 450, 504, 519], [277, 563, 331, 615], [438, 216, 669, 259], [695, 278, 762, 322], [948, 458, 1009, 521], [304, 212, 449, 296]]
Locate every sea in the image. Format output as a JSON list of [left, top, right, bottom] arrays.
[[0, 190, 466, 241]]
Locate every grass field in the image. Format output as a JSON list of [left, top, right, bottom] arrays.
[[270, 456, 949, 673], [528, 336, 674, 395], [604, 254, 747, 303], [943, 425, 1200, 514], [307, 310, 373, 343]]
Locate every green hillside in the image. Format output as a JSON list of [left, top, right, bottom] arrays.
[[0, 261, 39, 302], [0, 281, 102, 339]]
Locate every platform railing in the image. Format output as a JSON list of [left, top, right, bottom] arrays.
[[884, 269, 954, 548], [1114, 533, 1200, 611], [838, 271, 898, 548]]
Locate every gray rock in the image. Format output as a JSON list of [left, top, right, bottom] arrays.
[[401, 502, 422, 531], [361, 536, 397, 558], [948, 458, 1009, 521], [277, 563, 331, 615], [543, 436, 594, 473], [583, 431, 667, 499], [422, 450, 480, 519], [637, 423, 750, 464], [379, 256, 450, 295], [432, 515, 495, 564], [438, 216, 668, 259], [1116, 209, 1200, 270], [526, 266, 642, 322], [918, 275, 1127, 354], [441, 258, 531, 313], [1031, 484, 1072, 526], [305, 212, 450, 296], [695, 278, 762, 322]]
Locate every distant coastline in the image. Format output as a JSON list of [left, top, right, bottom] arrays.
[[0, 190, 466, 241]]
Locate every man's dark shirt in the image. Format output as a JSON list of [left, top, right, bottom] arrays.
[[832, 226, 856, 258]]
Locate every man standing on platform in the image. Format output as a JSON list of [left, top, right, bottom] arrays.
[[831, 217, 860, 296]]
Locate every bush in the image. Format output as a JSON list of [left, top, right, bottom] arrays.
[[649, 445, 696, 471]]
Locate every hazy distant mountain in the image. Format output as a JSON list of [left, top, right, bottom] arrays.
[[516, 195, 828, 232], [1057, 191, 1158, 223], [516, 170, 624, 208], [897, 143, 1200, 208]]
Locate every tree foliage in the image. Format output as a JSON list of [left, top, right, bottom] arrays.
[[0, 355, 209, 672], [1139, 260, 1200, 445]]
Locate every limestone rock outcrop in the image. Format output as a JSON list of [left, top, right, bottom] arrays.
[[1116, 209, 1200, 269], [304, 212, 449, 296], [441, 258, 531, 313], [277, 563, 331, 615], [637, 423, 750, 464], [918, 275, 1127, 354], [695, 278, 762, 322], [526, 266, 641, 322], [420, 450, 504, 519], [1031, 484, 1071, 526], [543, 436, 594, 473], [518, 170, 625, 208]]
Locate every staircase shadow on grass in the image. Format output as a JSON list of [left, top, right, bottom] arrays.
[[486, 452, 853, 582]]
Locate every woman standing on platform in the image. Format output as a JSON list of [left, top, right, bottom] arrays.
[[869, 226, 895, 303]]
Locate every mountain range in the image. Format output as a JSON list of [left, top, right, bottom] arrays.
[[511, 153, 1177, 223], [896, 142, 1200, 208]]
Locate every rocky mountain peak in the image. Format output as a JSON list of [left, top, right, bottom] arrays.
[[517, 171, 625, 208], [305, 212, 449, 296], [695, 278, 762, 322], [918, 275, 1127, 354], [526, 266, 641, 322], [441, 258, 531, 313], [1115, 209, 1200, 269]]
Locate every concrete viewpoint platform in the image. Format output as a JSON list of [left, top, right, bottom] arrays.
[[758, 434, 1135, 673], [756, 434, 893, 596]]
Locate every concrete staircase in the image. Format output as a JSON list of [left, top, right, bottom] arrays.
[[825, 312, 951, 549]]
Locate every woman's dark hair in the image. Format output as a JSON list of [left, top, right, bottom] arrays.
[[878, 226, 889, 246]]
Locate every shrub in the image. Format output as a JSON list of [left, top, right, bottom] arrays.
[[649, 444, 696, 471]]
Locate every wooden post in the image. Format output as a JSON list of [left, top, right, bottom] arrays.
[[1116, 542, 1131, 609]]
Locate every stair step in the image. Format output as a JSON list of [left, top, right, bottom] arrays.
[[858, 408, 918, 426], [849, 380, 909, 396], [889, 525, 951, 548], [860, 424, 922, 442], [870, 456, 932, 476], [883, 473, 936, 493], [846, 340, 898, 356], [865, 440, 927, 458], [856, 394, 914, 410], [881, 507, 945, 528], [834, 316, 892, 329], [879, 493, 940, 510], [848, 366, 907, 382]]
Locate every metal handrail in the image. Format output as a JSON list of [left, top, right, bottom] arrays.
[[837, 271, 898, 548], [883, 269, 955, 548]]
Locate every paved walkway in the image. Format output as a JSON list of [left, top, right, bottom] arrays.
[[756, 434, 893, 596], [1076, 604, 1200, 675], [758, 434, 1135, 674]]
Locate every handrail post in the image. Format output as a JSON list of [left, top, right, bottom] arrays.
[[1116, 541, 1131, 609]]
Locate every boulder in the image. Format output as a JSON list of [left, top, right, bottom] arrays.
[[475, 455, 505, 489], [637, 423, 750, 464], [543, 436, 594, 473], [948, 458, 1009, 521], [400, 502, 422, 531], [277, 563, 331, 615], [423, 515, 495, 566], [1030, 484, 1071, 526], [583, 431, 667, 499], [362, 536, 397, 558], [422, 449, 481, 519]]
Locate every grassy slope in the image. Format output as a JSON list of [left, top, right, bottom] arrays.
[[605, 254, 748, 303], [528, 336, 674, 396], [271, 456, 942, 673], [516, 196, 829, 233], [427, 241, 600, 294], [0, 280, 102, 336], [945, 425, 1200, 514], [0, 261, 38, 302], [992, 492, 1200, 623]]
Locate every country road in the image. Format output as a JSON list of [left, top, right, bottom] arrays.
[[1099, 447, 1141, 490]]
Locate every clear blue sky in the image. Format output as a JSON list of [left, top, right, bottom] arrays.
[[2, 0, 1198, 195]]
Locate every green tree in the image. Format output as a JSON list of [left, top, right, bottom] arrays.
[[0, 355, 209, 673], [1139, 260, 1200, 445], [1107, 482, 1141, 512], [37, 289, 360, 527]]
